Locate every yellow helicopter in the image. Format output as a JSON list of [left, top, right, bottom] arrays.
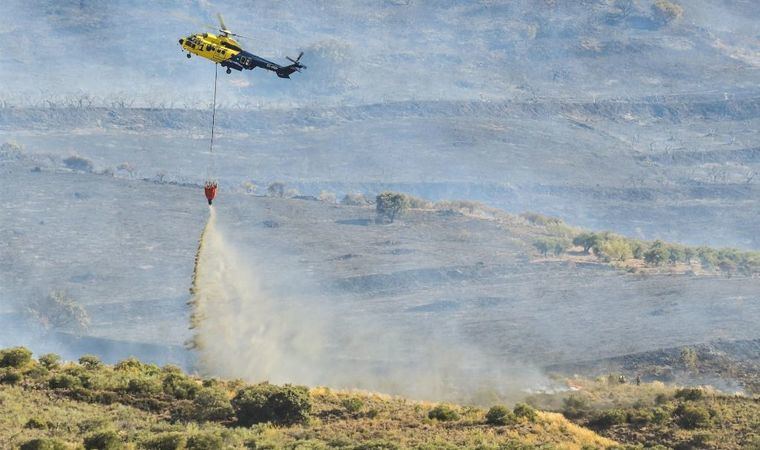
[[179, 14, 306, 78]]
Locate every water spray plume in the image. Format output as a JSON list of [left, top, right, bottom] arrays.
[[188, 207, 324, 384]]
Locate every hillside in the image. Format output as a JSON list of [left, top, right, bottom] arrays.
[[0, 348, 617, 450], [2, 150, 759, 403]]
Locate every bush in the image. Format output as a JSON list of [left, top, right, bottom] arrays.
[[192, 387, 234, 422], [83, 430, 123, 450], [49, 374, 80, 390], [562, 394, 590, 419], [513, 403, 537, 422], [139, 432, 186, 450], [20, 438, 68, 450], [533, 237, 570, 257], [63, 154, 94, 172], [427, 404, 460, 422], [674, 387, 704, 401], [232, 383, 311, 426], [375, 192, 410, 223], [341, 397, 365, 414], [341, 192, 369, 206], [589, 409, 627, 428], [652, 0, 684, 23], [39, 353, 61, 369], [162, 373, 200, 400], [186, 432, 223, 450], [0, 347, 32, 368], [79, 354, 102, 369], [675, 404, 711, 429], [521, 212, 563, 226], [485, 405, 514, 425], [115, 357, 143, 371], [1, 369, 22, 385], [126, 377, 162, 396]]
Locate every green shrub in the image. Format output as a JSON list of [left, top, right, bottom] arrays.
[[627, 409, 654, 426], [38, 353, 61, 369], [0, 347, 32, 368], [562, 394, 590, 419], [589, 409, 627, 428], [427, 404, 460, 422], [126, 377, 162, 396], [49, 373, 81, 389], [674, 387, 704, 401], [186, 432, 223, 450], [115, 357, 143, 371], [675, 404, 711, 429], [513, 403, 537, 422], [341, 397, 365, 414], [19, 438, 68, 450], [140, 432, 187, 450], [79, 354, 102, 369], [0, 369, 22, 385], [521, 212, 563, 226], [232, 383, 311, 426], [485, 405, 514, 425], [83, 430, 123, 450], [162, 373, 200, 400], [192, 387, 234, 422]]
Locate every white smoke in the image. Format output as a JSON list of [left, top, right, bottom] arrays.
[[190, 207, 553, 403], [190, 207, 325, 385]]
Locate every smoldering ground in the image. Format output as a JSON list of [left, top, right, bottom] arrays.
[[189, 207, 551, 404]]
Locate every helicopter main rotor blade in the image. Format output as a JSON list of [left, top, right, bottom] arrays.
[[217, 13, 228, 32]]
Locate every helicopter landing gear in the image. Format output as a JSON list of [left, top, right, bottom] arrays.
[[226, 68, 231, 74], [186, 53, 191, 58]]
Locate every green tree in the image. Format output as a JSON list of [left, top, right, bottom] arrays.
[[375, 192, 410, 223], [644, 241, 669, 266], [572, 232, 598, 254], [600, 238, 633, 262]]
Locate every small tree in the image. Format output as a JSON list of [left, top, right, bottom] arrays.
[[375, 192, 409, 223], [573, 232, 598, 254], [267, 182, 285, 198], [644, 241, 669, 266], [513, 403, 537, 422], [533, 238, 552, 257], [600, 238, 633, 262]]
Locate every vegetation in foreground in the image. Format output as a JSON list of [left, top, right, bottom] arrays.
[[0, 347, 617, 449], [526, 377, 760, 450]]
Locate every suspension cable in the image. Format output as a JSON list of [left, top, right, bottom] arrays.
[[209, 63, 219, 154]]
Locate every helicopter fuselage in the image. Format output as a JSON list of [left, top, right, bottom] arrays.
[[179, 33, 299, 78]]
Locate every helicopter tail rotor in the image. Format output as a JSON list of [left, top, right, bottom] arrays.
[[285, 52, 307, 71]]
